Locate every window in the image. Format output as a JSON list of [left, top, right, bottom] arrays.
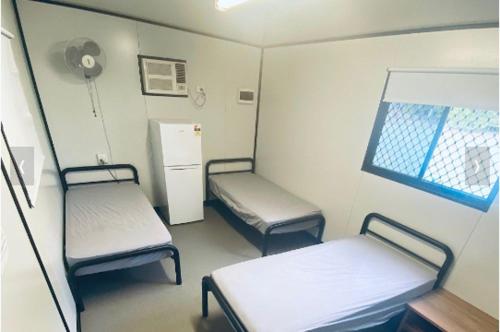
[[362, 69, 499, 211]]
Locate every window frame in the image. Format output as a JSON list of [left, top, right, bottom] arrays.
[[362, 100, 499, 212]]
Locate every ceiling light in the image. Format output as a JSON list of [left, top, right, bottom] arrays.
[[215, 0, 250, 11]]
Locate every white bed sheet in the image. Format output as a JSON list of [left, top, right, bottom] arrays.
[[66, 182, 172, 276], [211, 235, 436, 332], [209, 173, 321, 233]]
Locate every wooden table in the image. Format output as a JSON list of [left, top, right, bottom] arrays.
[[397, 289, 499, 332]]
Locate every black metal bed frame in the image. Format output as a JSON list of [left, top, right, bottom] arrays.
[[61, 164, 182, 314], [205, 158, 325, 256], [202, 212, 454, 332]]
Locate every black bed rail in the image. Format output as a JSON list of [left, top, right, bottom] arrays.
[[202, 276, 247, 332], [360, 212, 454, 289], [61, 164, 139, 191], [205, 158, 254, 201], [263, 214, 325, 256], [68, 244, 181, 313]]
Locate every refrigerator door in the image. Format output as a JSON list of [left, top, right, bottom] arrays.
[[164, 166, 204, 224], [161, 123, 202, 166]]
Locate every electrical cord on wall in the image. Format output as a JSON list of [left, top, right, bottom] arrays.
[[92, 79, 119, 182], [85, 78, 98, 118], [188, 86, 207, 108]]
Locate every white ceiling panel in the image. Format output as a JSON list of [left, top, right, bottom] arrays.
[[54, 0, 499, 46]]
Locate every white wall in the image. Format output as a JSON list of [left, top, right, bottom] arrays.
[[257, 28, 499, 317], [2, 0, 77, 330], [17, 0, 260, 204], [1, 175, 66, 332]]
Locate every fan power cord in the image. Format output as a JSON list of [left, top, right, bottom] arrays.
[[85, 78, 98, 117], [93, 79, 119, 182]]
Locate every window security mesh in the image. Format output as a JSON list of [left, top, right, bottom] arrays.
[[373, 104, 446, 177], [366, 102, 499, 209], [423, 108, 498, 198]]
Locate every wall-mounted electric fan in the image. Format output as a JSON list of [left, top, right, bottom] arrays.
[[63, 37, 115, 175], [64, 38, 106, 79], [63, 37, 106, 119]]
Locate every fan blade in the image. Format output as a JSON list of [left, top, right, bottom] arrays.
[[84, 62, 102, 78], [65, 46, 81, 67], [82, 40, 100, 56]]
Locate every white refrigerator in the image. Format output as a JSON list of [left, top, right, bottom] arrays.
[[150, 120, 204, 224]]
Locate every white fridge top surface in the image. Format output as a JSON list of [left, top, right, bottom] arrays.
[[150, 119, 200, 125]]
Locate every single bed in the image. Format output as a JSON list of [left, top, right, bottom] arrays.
[[206, 158, 325, 256], [62, 164, 182, 313], [201, 213, 453, 332]]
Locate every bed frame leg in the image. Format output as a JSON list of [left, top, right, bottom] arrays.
[[317, 217, 326, 243], [202, 276, 210, 317], [262, 232, 271, 257], [171, 249, 182, 285], [76, 293, 85, 312], [77, 311, 82, 332], [69, 274, 85, 312]]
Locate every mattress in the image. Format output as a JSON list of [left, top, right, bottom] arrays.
[[211, 235, 437, 332], [66, 182, 172, 276], [209, 173, 321, 233]]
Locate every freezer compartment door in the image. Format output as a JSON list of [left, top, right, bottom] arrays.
[[161, 123, 202, 166], [164, 166, 204, 224]]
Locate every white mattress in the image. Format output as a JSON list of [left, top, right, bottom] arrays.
[[209, 173, 321, 233], [66, 182, 172, 276], [211, 235, 437, 332]]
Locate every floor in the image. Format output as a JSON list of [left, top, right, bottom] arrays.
[[79, 205, 316, 332]]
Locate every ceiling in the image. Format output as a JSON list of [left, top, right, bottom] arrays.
[[56, 0, 499, 47]]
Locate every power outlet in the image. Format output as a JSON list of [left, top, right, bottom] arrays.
[[96, 153, 108, 165]]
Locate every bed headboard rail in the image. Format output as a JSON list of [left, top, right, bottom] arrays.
[[205, 158, 254, 200], [206, 158, 254, 174], [61, 164, 139, 191], [360, 213, 454, 289]]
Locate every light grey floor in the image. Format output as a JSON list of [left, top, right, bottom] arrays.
[[79, 207, 314, 332]]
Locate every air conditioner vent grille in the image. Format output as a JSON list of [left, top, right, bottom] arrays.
[[148, 78, 174, 91], [175, 63, 186, 84], [146, 62, 172, 76]]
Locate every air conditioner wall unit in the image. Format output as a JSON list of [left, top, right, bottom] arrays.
[[138, 55, 188, 97]]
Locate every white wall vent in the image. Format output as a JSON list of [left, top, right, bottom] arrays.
[[238, 89, 255, 104], [139, 55, 187, 97]]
